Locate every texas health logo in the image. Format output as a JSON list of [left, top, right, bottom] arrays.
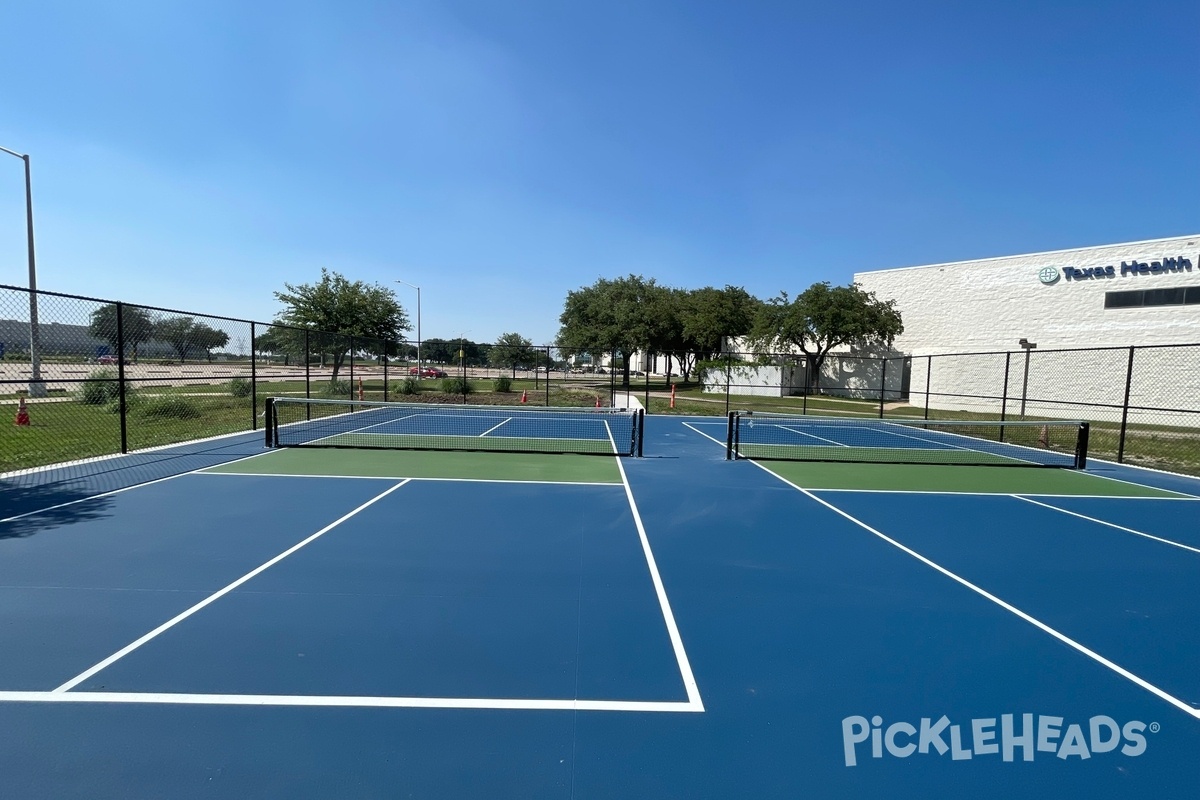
[[842, 713, 1155, 767]]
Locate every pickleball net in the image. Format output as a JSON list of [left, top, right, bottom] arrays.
[[726, 411, 1089, 468], [266, 397, 645, 457]]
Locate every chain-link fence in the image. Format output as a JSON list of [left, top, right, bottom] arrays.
[[0, 286, 628, 475], [693, 345, 1200, 475], [5, 284, 1199, 476]]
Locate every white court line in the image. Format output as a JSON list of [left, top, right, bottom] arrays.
[[752, 460, 1200, 720], [0, 690, 699, 712], [0, 448, 279, 526], [1012, 495, 1200, 555], [775, 425, 848, 447], [613, 455, 704, 711], [808, 487, 1198, 499], [193, 472, 623, 487], [52, 480, 412, 694], [478, 418, 513, 437], [306, 412, 427, 444], [683, 422, 727, 451]]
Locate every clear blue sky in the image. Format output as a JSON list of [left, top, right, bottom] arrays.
[[1, 0, 1197, 345]]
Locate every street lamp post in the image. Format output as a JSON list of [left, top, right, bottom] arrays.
[[395, 280, 421, 378], [0, 144, 45, 397], [1018, 338, 1037, 418]]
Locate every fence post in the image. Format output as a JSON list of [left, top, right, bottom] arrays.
[[383, 345, 389, 401], [250, 321, 258, 430], [878, 357, 887, 418], [116, 302, 128, 453], [546, 345, 551, 406], [349, 335, 355, 400], [1118, 346, 1135, 462], [724, 352, 731, 416], [999, 352, 1011, 441], [304, 329, 311, 420], [924, 355, 932, 420]]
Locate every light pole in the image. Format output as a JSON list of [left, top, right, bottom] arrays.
[[1018, 338, 1037, 418], [0, 144, 45, 397], [395, 280, 420, 378]]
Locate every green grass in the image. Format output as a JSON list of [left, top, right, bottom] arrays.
[[1, 395, 257, 472]]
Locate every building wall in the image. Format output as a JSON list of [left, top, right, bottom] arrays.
[[854, 233, 1200, 354], [854, 234, 1200, 418]]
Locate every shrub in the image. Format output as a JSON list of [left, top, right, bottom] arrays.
[[442, 376, 472, 395], [493, 375, 512, 393], [228, 377, 252, 397], [390, 378, 420, 396], [134, 395, 203, 420], [79, 369, 120, 405], [321, 379, 351, 397]]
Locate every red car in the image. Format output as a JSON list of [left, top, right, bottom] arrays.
[[409, 366, 448, 378]]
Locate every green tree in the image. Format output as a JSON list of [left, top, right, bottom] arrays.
[[677, 286, 759, 379], [272, 269, 410, 383], [556, 275, 675, 386], [488, 332, 534, 377], [748, 282, 903, 392], [155, 317, 230, 363], [87, 303, 155, 362]]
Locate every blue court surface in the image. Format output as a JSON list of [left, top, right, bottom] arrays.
[[2, 413, 1200, 798]]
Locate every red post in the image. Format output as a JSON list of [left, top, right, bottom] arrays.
[[670, 383, 676, 409]]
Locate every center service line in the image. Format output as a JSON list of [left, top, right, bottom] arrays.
[[614, 455, 704, 711], [751, 461, 1200, 720], [52, 480, 413, 694]]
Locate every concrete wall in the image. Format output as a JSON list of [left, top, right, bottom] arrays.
[[854, 234, 1200, 421]]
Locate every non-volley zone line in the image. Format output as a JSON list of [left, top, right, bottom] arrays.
[[754, 461, 1200, 720], [33, 464, 700, 712], [0, 691, 698, 712]]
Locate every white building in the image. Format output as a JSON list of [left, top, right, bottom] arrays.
[[854, 233, 1200, 354], [853, 233, 1200, 419]]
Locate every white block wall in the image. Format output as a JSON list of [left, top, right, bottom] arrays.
[[854, 234, 1200, 420]]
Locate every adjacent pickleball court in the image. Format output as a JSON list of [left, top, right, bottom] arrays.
[[2, 406, 1199, 798]]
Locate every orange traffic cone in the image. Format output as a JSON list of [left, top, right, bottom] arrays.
[[595, 396, 602, 408], [520, 389, 527, 403], [14, 397, 30, 426], [670, 383, 676, 409]]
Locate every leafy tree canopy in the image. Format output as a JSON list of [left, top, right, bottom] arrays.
[[556, 275, 677, 383], [488, 332, 534, 375], [88, 303, 155, 360], [272, 269, 410, 380], [748, 282, 903, 387], [156, 317, 229, 363]]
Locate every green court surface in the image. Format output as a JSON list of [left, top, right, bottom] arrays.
[[759, 460, 1187, 496], [206, 446, 622, 483], [314, 432, 618, 455]]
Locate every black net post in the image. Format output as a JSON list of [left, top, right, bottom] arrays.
[[264, 397, 274, 447], [725, 410, 736, 460], [1118, 346, 1135, 462], [1076, 422, 1090, 469], [636, 408, 645, 457]]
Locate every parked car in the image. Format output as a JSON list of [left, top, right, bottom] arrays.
[[96, 355, 121, 365], [409, 366, 448, 378]]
